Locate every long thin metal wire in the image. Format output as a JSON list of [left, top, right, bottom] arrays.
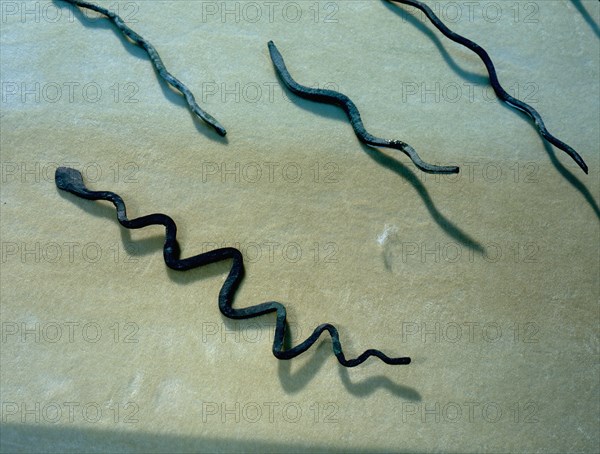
[[387, 0, 588, 174], [56, 167, 410, 367], [62, 0, 226, 136], [268, 41, 459, 175]]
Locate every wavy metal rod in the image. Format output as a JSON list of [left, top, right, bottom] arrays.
[[387, 0, 588, 174], [268, 41, 459, 174], [62, 0, 226, 136], [55, 167, 410, 367]]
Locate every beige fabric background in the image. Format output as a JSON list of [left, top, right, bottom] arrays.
[[1, 0, 598, 452]]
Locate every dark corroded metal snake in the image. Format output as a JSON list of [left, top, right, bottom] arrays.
[[387, 0, 588, 174], [268, 41, 460, 175], [62, 0, 226, 136], [56, 167, 410, 367]]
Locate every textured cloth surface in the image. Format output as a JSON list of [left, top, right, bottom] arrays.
[[1, 1, 599, 452]]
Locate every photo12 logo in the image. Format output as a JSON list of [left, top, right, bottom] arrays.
[[199, 161, 340, 184], [199, 2, 339, 24], [400, 401, 539, 424], [201, 401, 339, 423], [386, 241, 541, 265], [1, 321, 140, 344], [417, 161, 540, 185], [399, 81, 539, 105], [396, 321, 541, 344], [199, 241, 338, 264], [1, 161, 140, 185], [1, 1, 139, 24], [1, 241, 140, 264], [201, 321, 304, 344], [200, 81, 339, 104], [1, 401, 139, 424], [395, 2, 540, 24], [2, 82, 139, 105]]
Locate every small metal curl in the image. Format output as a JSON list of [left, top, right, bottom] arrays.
[[62, 0, 226, 136], [56, 167, 410, 368], [387, 0, 588, 174], [268, 41, 459, 175]]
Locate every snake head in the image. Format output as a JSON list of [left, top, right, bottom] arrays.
[[55, 167, 88, 195]]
